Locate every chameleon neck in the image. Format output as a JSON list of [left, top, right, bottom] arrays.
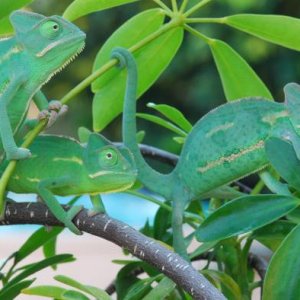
[[112, 48, 173, 199]]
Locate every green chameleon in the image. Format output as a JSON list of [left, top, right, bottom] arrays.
[[2, 132, 137, 234], [0, 10, 85, 161], [112, 47, 300, 258]]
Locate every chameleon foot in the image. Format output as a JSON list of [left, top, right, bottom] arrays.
[[63, 205, 83, 235], [7, 147, 31, 160], [38, 100, 68, 128]]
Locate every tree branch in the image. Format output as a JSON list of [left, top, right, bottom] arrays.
[[2, 202, 225, 300]]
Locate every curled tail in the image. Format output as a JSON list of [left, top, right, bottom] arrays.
[[111, 47, 172, 198]]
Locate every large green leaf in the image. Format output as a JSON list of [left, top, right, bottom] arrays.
[[0, 279, 34, 300], [92, 9, 183, 131], [196, 195, 300, 242], [209, 39, 272, 101], [0, 17, 13, 36], [63, 0, 138, 21], [224, 14, 300, 51], [263, 224, 300, 299], [265, 137, 300, 190]]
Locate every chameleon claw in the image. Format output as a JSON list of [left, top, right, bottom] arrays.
[[7, 147, 31, 160], [38, 101, 68, 128]]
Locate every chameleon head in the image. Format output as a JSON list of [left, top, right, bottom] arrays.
[[10, 10, 86, 78], [284, 82, 300, 134], [84, 133, 137, 193]]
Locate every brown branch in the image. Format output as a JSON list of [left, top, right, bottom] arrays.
[[2, 202, 225, 300]]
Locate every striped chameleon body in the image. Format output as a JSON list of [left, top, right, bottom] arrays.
[[0, 10, 85, 160], [112, 47, 300, 259]]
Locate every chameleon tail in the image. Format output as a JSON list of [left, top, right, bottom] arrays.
[[111, 47, 173, 199]]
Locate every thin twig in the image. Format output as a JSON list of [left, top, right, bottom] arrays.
[[2, 202, 225, 300]]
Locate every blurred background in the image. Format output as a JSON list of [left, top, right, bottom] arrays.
[[1, 0, 300, 298]]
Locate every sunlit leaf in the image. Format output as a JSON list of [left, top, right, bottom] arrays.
[[209, 39, 272, 101], [92, 9, 183, 131], [224, 14, 300, 51], [63, 0, 138, 21]]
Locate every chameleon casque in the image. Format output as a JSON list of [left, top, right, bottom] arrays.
[[2, 132, 137, 234], [0, 10, 85, 160], [112, 47, 300, 258]]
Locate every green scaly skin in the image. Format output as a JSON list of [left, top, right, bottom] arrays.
[[2, 133, 137, 234], [0, 10, 85, 161], [112, 47, 300, 259]]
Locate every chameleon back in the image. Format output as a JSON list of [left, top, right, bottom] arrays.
[[174, 98, 290, 199]]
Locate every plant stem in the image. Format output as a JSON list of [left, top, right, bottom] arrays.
[[184, 24, 211, 44], [171, 0, 178, 12], [179, 0, 189, 13], [152, 0, 172, 13], [184, 0, 212, 17], [186, 17, 224, 24]]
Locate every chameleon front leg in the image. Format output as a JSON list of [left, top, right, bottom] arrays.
[[172, 198, 189, 260], [37, 177, 83, 234], [0, 75, 31, 160], [88, 194, 106, 216]]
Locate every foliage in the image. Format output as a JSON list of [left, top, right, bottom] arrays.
[[1, 0, 300, 299]]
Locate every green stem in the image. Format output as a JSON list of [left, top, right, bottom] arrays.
[[184, 0, 212, 17], [186, 17, 225, 24], [171, 0, 178, 12], [184, 24, 212, 44], [179, 0, 189, 13], [251, 179, 265, 195], [152, 0, 172, 13]]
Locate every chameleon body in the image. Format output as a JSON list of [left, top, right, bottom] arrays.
[[112, 47, 300, 258], [0, 10, 85, 160], [3, 134, 137, 233]]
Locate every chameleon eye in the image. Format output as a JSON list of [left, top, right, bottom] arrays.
[[40, 21, 60, 39], [99, 148, 118, 167]]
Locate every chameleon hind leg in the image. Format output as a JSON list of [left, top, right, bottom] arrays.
[[37, 177, 83, 234], [88, 194, 106, 216], [172, 198, 189, 260]]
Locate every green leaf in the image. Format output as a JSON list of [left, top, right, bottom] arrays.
[[0, 0, 34, 19], [265, 137, 300, 191], [0, 279, 34, 300], [14, 227, 64, 264], [92, 9, 183, 131], [55, 275, 111, 299], [142, 277, 176, 300], [3, 254, 74, 292], [63, 0, 138, 21], [62, 290, 90, 300], [263, 224, 300, 299], [0, 17, 13, 36], [22, 285, 69, 298], [137, 113, 187, 136], [252, 220, 296, 252], [209, 39, 272, 101], [224, 14, 300, 51], [147, 103, 192, 132], [202, 270, 241, 300], [196, 195, 300, 242]]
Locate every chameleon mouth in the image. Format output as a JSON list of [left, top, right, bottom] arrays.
[[43, 38, 85, 85]]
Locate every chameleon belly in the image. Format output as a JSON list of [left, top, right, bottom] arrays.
[[175, 98, 290, 198]]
